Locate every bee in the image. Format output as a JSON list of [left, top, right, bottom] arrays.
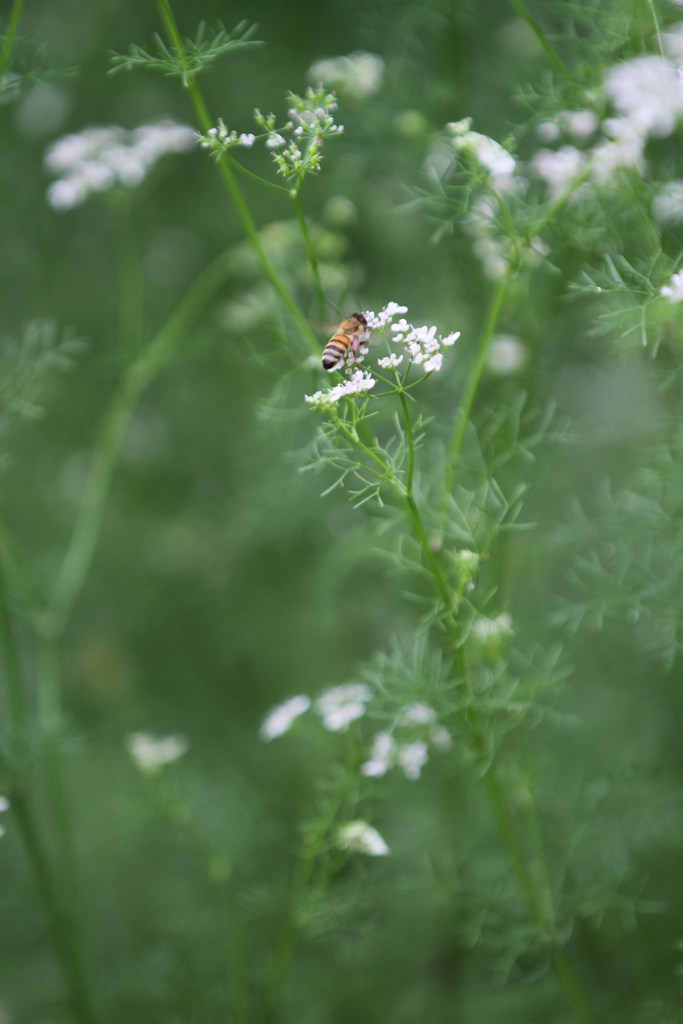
[[321, 312, 370, 372]]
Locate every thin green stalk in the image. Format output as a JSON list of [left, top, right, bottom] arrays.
[[11, 787, 99, 1024], [36, 632, 82, 910], [261, 772, 356, 1024], [156, 0, 320, 357], [505, 0, 569, 76], [445, 266, 513, 499], [646, 0, 665, 57], [0, 514, 45, 620], [485, 766, 596, 1023], [0, 0, 26, 85], [50, 248, 235, 628], [483, 763, 549, 932], [398, 389, 415, 494], [0, 560, 28, 737], [291, 191, 327, 321], [110, 200, 145, 361]]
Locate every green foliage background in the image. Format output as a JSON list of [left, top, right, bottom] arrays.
[[2, 1, 683, 1022]]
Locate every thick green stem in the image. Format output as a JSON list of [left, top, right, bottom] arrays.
[[291, 191, 327, 321], [646, 0, 665, 57], [0, 560, 28, 737], [110, 201, 145, 361], [398, 389, 415, 494], [0, 0, 26, 86], [36, 633, 82, 909], [156, 0, 320, 356], [260, 773, 355, 1024], [50, 249, 234, 628], [445, 267, 513, 498], [11, 787, 99, 1024]]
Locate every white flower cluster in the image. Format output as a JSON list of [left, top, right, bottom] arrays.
[[260, 688, 451, 783], [361, 702, 452, 782], [259, 694, 311, 740], [445, 118, 517, 184], [304, 302, 460, 409], [199, 119, 256, 156], [125, 731, 189, 773], [304, 303, 460, 407], [660, 269, 683, 303], [533, 53, 683, 200], [307, 51, 385, 100], [257, 87, 343, 187], [304, 368, 377, 409], [260, 682, 373, 740], [387, 316, 460, 375], [200, 88, 343, 189], [45, 121, 197, 211]]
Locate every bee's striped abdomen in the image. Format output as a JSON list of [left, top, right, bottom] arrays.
[[322, 332, 353, 371]]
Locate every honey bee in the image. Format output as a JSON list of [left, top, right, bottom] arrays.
[[321, 312, 370, 371]]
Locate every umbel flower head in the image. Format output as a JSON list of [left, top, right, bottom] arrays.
[[45, 120, 196, 210], [304, 302, 460, 409], [199, 86, 343, 192]]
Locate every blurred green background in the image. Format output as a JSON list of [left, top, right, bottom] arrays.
[[2, 1, 683, 1022]]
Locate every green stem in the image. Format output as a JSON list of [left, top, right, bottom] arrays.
[[483, 764, 549, 931], [0, 559, 28, 737], [398, 389, 415, 494], [291, 191, 328, 321], [36, 632, 82, 910], [0, 514, 45, 620], [505, 0, 569, 75], [261, 773, 355, 1024], [11, 786, 99, 1024], [444, 266, 513, 499], [110, 200, 145, 361], [0, 0, 26, 86], [156, 0, 320, 357], [50, 248, 234, 628], [646, 0, 665, 57]]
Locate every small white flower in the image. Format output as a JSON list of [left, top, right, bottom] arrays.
[[361, 731, 396, 777], [125, 732, 189, 773], [315, 682, 373, 731], [307, 52, 385, 99], [259, 694, 311, 740], [377, 352, 404, 369], [472, 611, 514, 641], [266, 133, 286, 149], [653, 181, 683, 224], [565, 109, 598, 139], [486, 335, 528, 375], [531, 145, 587, 201], [429, 725, 453, 751], [445, 121, 516, 184], [238, 133, 256, 147], [337, 820, 390, 856], [661, 270, 683, 302], [537, 120, 561, 143], [589, 117, 646, 183], [0, 796, 9, 813], [400, 703, 437, 725], [397, 740, 429, 780]]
